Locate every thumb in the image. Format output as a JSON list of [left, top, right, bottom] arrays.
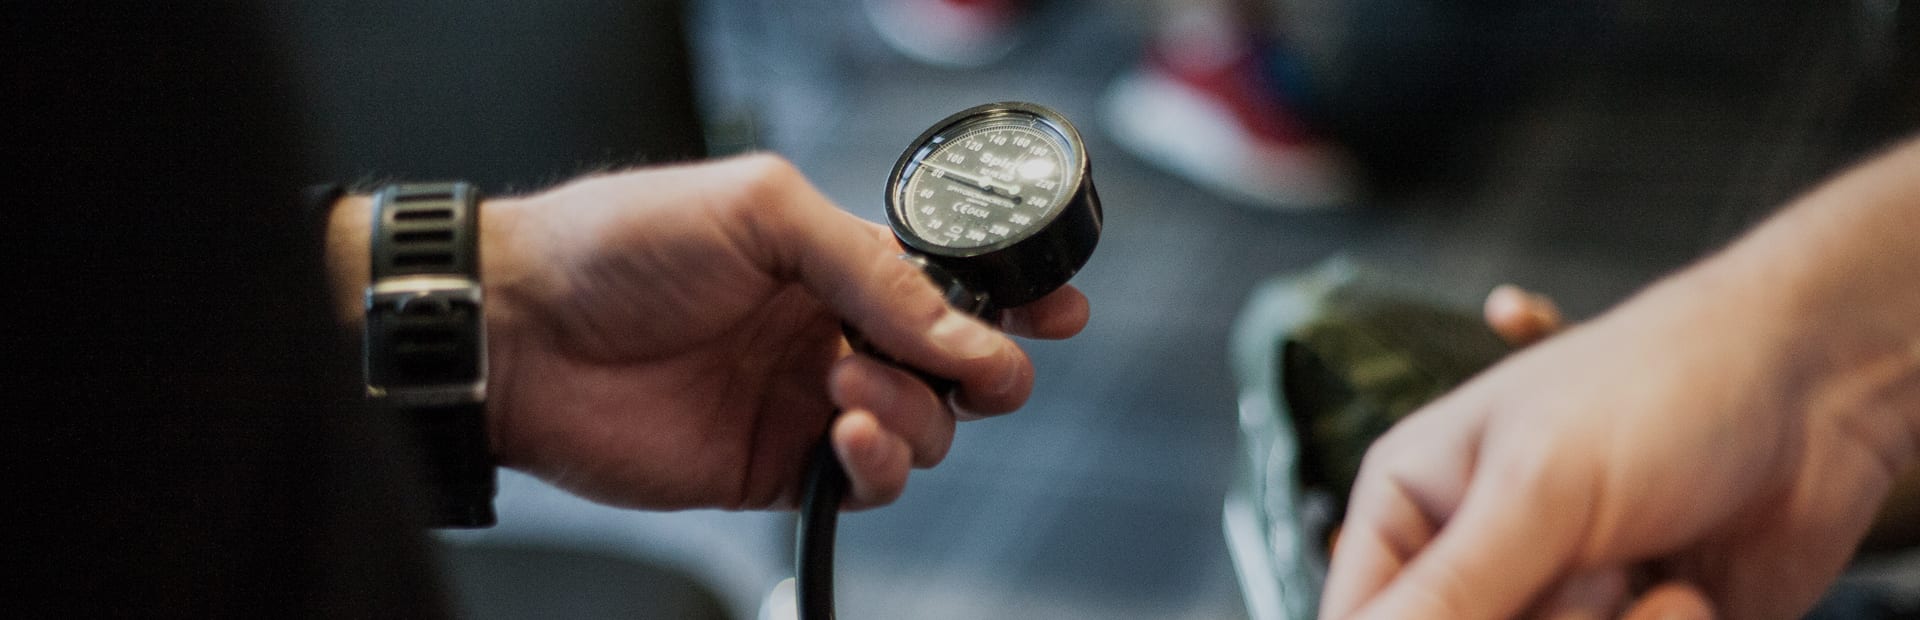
[[733, 154, 1032, 414]]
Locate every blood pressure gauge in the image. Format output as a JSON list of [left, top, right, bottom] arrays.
[[884, 101, 1102, 312], [798, 102, 1102, 620]]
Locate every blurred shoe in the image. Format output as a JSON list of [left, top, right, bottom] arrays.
[[1103, 10, 1354, 210], [863, 0, 1027, 68]]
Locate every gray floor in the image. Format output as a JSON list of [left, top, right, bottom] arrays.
[[449, 1, 1920, 618]]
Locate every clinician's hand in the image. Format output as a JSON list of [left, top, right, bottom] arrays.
[[1322, 274, 1896, 619], [1319, 136, 1920, 619], [332, 154, 1090, 511]]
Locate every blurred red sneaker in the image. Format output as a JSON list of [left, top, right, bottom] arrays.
[[863, 0, 1028, 68], [1103, 9, 1354, 210]]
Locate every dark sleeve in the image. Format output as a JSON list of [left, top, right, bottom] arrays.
[[3, 6, 451, 618]]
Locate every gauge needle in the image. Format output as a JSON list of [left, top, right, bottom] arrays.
[[924, 163, 1023, 204]]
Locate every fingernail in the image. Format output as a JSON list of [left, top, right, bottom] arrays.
[[993, 357, 1021, 396], [928, 311, 999, 359], [1488, 285, 1524, 310]]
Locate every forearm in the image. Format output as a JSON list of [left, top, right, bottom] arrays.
[[1678, 136, 1920, 469]]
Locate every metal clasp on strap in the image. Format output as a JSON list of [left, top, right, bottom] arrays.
[[363, 276, 487, 406]]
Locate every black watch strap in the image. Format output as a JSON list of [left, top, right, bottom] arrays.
[[366, 182, 496, 528], [396, 402, 496, 527]]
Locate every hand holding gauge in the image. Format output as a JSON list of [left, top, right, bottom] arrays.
[[797, 102, 1103, 619]]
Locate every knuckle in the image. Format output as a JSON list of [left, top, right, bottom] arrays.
[[720, 153, 806, 216], [1356, 427, 1416, 475], [729, 155, 798, 201], [734, 152, 802, 188]]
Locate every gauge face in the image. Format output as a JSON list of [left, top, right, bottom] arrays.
[[896, 113, 1079, 250]]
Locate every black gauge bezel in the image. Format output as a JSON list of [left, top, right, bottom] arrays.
[[884, 102, 1103, 309], [888, 103, 1087, 255]]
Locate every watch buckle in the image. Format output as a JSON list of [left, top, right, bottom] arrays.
[[364, 277, 488, 406]]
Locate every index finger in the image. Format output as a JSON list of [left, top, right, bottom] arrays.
[[1342, 437, 1587, 619], [998, 284, 1089, 340], [1320, 406, 1481, 617]]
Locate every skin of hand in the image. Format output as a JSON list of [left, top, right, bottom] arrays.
[[1478, 287, 1720, 620], [1320, 137, 1920, 619], [1480, 252, 1920, 618], [328, 154, 1090, 512]]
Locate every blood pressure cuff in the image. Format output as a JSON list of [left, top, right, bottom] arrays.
[[1271, 262, 1513, 513], [1225, 257, 1517, 618]]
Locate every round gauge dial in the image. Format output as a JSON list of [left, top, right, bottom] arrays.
[[883, 102, 1101, 309], [895, 114, 1080, 250]]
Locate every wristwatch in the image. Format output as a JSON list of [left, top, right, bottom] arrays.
[[365, 182, 496, 528]]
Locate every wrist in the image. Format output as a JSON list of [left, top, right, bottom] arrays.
[[326, 192, 530, 332], [358, 182, 499, 527], [326, 194, 374, 329], [330, 188, 535, 464], [1773, 270, 1920, 476], [475, 195, 532, 461], [1687, 139, 1920, 474], [1616, 254, 1813, 434]]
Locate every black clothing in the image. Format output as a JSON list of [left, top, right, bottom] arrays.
[[6, 5, 446, 617]]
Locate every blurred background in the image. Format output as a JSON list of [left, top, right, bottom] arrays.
[[275, 1, 1920, 617]]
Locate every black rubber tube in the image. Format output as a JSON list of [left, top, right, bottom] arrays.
[[796, 441, 846, 620], [794, 263, 998, 620]]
